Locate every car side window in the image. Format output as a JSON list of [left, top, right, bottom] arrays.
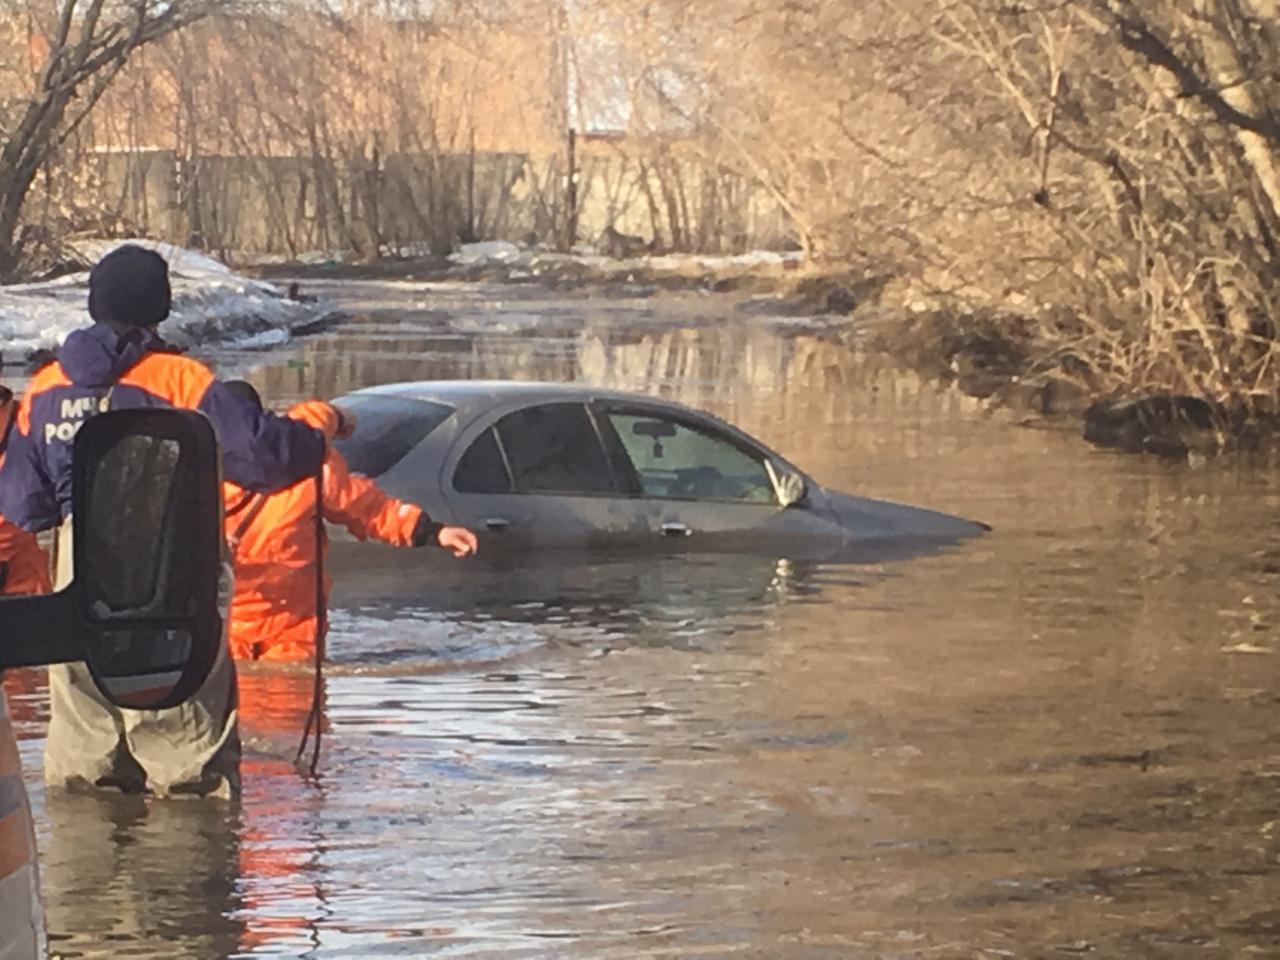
[[454, 427, 512, 493], [490, 403, 617, 495], [605, 410, 778, 504]]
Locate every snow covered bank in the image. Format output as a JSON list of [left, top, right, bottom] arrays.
[[447, 240, 528, 266], [445, 240, 806, 273], [0, 239, 339, 358]]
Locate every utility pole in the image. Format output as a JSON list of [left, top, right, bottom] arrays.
[[554, 0, 580, 252], [564, 126, 579, 252]]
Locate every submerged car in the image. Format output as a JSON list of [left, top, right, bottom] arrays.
[[333, 381, 987, 556]]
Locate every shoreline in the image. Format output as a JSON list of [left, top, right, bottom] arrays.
[[253, 252, 1280, 463]]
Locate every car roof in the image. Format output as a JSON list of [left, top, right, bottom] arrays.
[[346, 380, 693, 410], [339, 379, 802, 473]]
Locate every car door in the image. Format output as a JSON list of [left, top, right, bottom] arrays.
[[594, 402, 843, 550], [441, 401, 653, 548]]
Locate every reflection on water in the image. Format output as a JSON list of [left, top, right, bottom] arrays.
[[39, 792, 243, 956], [8, 280, 1280, 957]]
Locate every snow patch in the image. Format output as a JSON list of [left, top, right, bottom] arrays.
[[72, 238, 239, 283], [0, 239, 339, 356], [444, 241, 804, 273], [448, 241, 528, 266]]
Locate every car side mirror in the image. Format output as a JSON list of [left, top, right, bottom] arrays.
[[0, 409, 223, 709], [775, 470, 808, 508]]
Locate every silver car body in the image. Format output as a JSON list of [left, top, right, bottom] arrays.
[[335, 381, 986, 556]]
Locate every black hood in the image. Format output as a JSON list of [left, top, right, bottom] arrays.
[[57, 324, 167, 388]]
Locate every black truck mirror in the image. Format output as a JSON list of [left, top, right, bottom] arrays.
[[0, 409, 223, 709]]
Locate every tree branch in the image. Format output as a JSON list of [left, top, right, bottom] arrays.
[[1112, 12, 1280, 144]]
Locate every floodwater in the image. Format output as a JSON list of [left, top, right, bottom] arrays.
[[6, 279, 1280, 958]]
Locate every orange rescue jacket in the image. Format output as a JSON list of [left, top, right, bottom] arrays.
[[0, 399, 49, 597], [223, 401, 424, 663]]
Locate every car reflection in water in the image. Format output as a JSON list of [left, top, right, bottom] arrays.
[[332, 381, 988, 563], [327, 545, 840, 658]]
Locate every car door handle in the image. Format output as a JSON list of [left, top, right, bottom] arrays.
[[485, 517, 511, 531], [660, 522, 691, 538]]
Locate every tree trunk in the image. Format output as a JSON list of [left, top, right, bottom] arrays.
[[0, 168, 40, 279], [1191, 2, 1280, 226]]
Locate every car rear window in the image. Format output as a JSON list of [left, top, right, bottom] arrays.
[[454, 427, 512, 493], [332, 395, 455, 478], [494, 403, 616, 494]]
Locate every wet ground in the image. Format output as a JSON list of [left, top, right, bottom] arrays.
[[6, 279, 1280, 958]]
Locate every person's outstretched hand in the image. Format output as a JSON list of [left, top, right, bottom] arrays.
[[333, 406, 357, 439], [438, 526, 478, 557]]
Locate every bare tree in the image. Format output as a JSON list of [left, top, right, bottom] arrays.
[[10, 0, 1273, 417], [0, 0, 230, 278]]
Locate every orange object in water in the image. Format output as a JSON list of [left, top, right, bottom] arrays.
[[0, 397, 50, 597], [0, 516, 49, 597], [224, 401, 424, 662]]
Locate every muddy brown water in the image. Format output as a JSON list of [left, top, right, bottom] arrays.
[[5, 279, 1280, 958]]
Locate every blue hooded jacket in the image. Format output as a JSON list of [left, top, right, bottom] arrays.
[[0, 324, 325, 533]]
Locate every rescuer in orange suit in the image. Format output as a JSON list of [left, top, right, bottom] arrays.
[[0, 245, 330, 797], [221, 383, 478, 663], [0, 356, 50, 597]]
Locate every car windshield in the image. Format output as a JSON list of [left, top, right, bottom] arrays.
[[333, 395, 455, 478]]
